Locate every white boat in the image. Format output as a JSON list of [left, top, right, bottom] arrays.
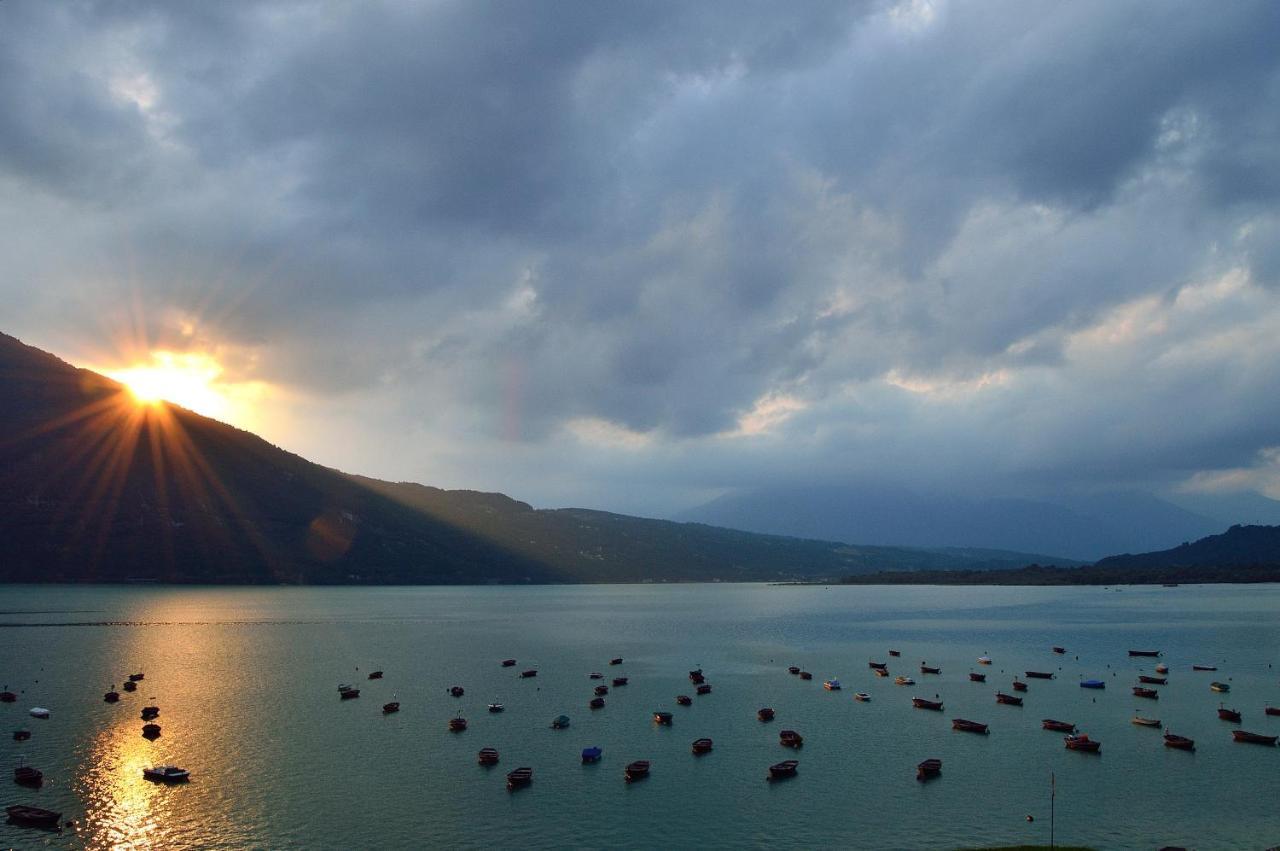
[[894, 676, 915, 686], [28, 708, 50, 719], [977, 656, 992, 665], [853, 692, 871, 702], [823, 679, 842, 691], [143, 765, 190, 782]]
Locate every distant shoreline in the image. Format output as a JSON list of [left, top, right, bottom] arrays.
[[838, 562, 1280, 586]]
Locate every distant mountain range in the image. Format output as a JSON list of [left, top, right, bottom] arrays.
[[675, 483, 1279, 562], [0, 331, 1072, 584]]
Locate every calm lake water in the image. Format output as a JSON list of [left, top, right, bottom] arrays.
[[1, 583, 1277, 850]]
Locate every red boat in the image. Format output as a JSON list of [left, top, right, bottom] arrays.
[[613, 677, 629, 687], [689, 673, 705, 685], [969, 672, 986, 682], [1052, 646, 1066, 654], [1042, 719, 1075, 732], [916, 758, 942, 781], [912, 697, 943, 711], [589, 697, 605, 709], [0, 691, 16, 703], [1232, 730, 1277, 745], [1011, 680, 1028, 692], [594, 685, 608, 696], [1163, 733, 1195, 750], [768, 759, 799, 780], [624, 760, 650, 782], [1265, 705, 1280, 717], [691, 738, 713, 754], [448, 716, 467, 732], [757, 707, 775, 722], [779, 730, 804, 748], [1218, 706, 1242, 723], [696, 684, 712, 695], [506, 766, 532, 790], [1133, 687, 1159, 700], [477, 747, 499, 765], [996, 692, 1023, 706], [1064, 734, 1101, 752], [676, 695, 692, 706], [951, 718, 989, 734], [920, 664, 941, 675], [1138, 675, 1167, 685]]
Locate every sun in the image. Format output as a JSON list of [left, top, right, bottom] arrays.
[[107, 351, 229, 418]]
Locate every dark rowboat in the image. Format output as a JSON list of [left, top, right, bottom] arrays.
[[1163, 733, 1195, 750], [478, 747, 500, 765], [1266, 706, 1280, 717], [501, 659, 517, 667], [5, 805, 61, 827], [123, 681, 137, 692], [1133, 687, 1159, 700], [868, 661, 888, 670], [969, 672, 986, 682], [996, 692, 1023, 706], [768, 759, 799, 780], [383, 702, 400, 714], [129, 673, 144, 682], [141, 707, 160, 720], [676, 695, 692, 706], [1025, 671, 1054, 679], [449, 686, 464, 697], [142, 723, 161, 738], [1128, 650, 1161, 657], [787, 666, 800, 675], [1042, 719, 1075, 732], [920, 664, 941, 675], [14, 765, 43, 787], [1052, 646, 1067, 654], [757, 707, 775, 721], [951, 718, 989, 734], [589, 672, 603, 680], [1192, 664, 1217, 671], [506, 767, 532, 789], [13, 730, 31, 741], [798, 671, 813, 681], [916, 758, 942, 781], [339, 687, 360, 699], [589, 697, 605, 709], [104, 690, 120, 703], [691, 737, 713, 754], [688, 668, 703, 679], [888, 650, 901, 657], [520, 670, 538, 679], [653, 711, 673, 725], [696, 684, 712, 695], [367, 671, 383, 680], [779, 729, 804, 748], [448, 717, 468, 732], [1218, 706, 1242, 723], [912, 697, 943, 711], [1011, 679, 1028, 692], [1131, 716, 1161, 727], [609, 657, 624, 666], [1231, 730, 1277, 745], [1138, 675, 1167, 685], [594, 685, 609, 696], [689, 673, 705, 685], [581, 747, 602, 764], [1064, 734, 1101, 752], [624, 760, 650, 782], [613, 677, 629, 687], [0, 692, 16, 703]]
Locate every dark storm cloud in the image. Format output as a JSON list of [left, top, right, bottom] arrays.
[[3, 0, 1280, 513]]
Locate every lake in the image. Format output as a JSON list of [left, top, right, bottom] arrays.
[[1, 583, 1278, 849]]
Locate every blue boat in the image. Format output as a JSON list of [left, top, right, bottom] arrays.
[[551, 715, 571, 729], [1080, 679, 1106, 689], [581, 746, 602, 764]]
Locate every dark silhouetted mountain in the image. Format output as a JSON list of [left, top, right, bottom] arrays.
[[1, 331, 1053, 584], [676, 483, 1223, 561], [1093, 524, 1280, 570]]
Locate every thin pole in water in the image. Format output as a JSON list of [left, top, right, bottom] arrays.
[[1050, 771, 1056, 849]]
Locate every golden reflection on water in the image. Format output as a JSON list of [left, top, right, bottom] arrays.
[[79, 719, 169, 849]]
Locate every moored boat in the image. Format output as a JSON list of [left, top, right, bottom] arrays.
[[1064, 734, 1100, 752], [1131, 716, 1161, 727], [951, 718, 988, 734], [13, 730, 31, 741], [1025, 671, 1054, 679], [920, 664, 941, 675], [104, 689, 120, 703], [367, 671, 383, 680], [1133, 687, 1159, 700], [653, 711, 673, 725], [1079, 679, 1106, 689], [477, 747, 500, 765], [5, 804, 61, 827], [874, 668, 890, 677], [1210, 681, 1230, 693], [449, 686, 464, 697], [969, 672, 986, 682], [141, 706, 159, 720], [912, 696, 943, 711], [1231, 730, 1277, 746], [506, 766, 533, 789], [1155, 663, 1169, 674], [551, 715, 570, 729], [1163, 732, 1195, 750], [768, 759, 798, 780], [594, 685, 609, 696], [613, 677, 629, 687], [129, 673, 144, 682], [798, 671, 812, 681], [696, 683, 712, 695], [1192, 664, 1217, 671], [0, 691, 16, 703], [888, 650, 901, 657], [339, 685, 360, 699], [977, 656, 992, 665], [1011, 679, 1028, 692], [589, 697, 605, 709], [869, 661, 888, 670], [520, 669, 538, 679], [1138, 675, 1167, 685], [916, 758, 942, 781], [624, 759, 650, 782], [488, 702, 504, 713], [383, 702, 400, 714], [588, 672, 604, 680], [787, 665, 800, 675], [894, 675, 915, 686], [676, 695, 692, 706], [779, 729, 804, 748], [995, 692, 1023, 706], [448, 716, 468, 732], [581, 746, 602, 764], [691, 737, 713, 754], [501, 659, 517, 667], [1266, 705, 1280, 717], [1042, 719, 1075, 732], [854, 692, 871, 702], [823, 679, 842, 691], [609, 657, 623, 665], [1128, 650, 1161, 657], [688, 669, 703, 680], [143, 765, 190, 782], [14, 763, 43, 787], [1052, 646, 1066, 654], [1218, 705, 1242, 723], [758, 707, 776, 721], [29, 708, 50, 719], [122, 681, 137, 692], [142, 723, 161, 738]]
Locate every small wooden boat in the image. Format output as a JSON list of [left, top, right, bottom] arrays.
[[448, 717, 468, 732], [1138, 675, 1166, 685], [449, 686, 464, 697], [28, 708, 49, 719], [874, 668, 890, 677], [13, 730, 31, 741], [1042, 719, 1075, 732], [869, 661, 888, 670], [916, 758, 942, 781], [977, 656, 992, 665], [104, 690, 120, 703], [339, 686, 360, 699], [779, 729, 804, 748], [1163, 733, 1195, 750], [609, 657, 624, 666], [367, 671, 383, 680], [143, 765, 190, 782], [1155, 663, 1169, 674], [477, 747, 500, 765], [14, 763, 43, 787], [1079, 679, 1106, 689], [888, 650, 901, 657], [969, 672, 986, 682], [624, 760, 650, 782], [920, 664, 941, 675], [1133, 687, 1159, 700], [589, 697, 605, 709], [1210, 681, 1230, 693], [129, 673, 144, 682], [1025, 671, 1054, 680], [757, 707, 775, 721], [613, 677, 629, 687], [1011, 679, 1028, 692], [696, 684, 712, 695], [689, 672, 705, 685], [1128, 650, 1161, 657], [1052, 646, 1066, 654], [853, 693, 871, 702], [676, 695, 692, 706], [594, 685, 609, 696], [1266, 705, 1280, 717], [506, 766, 532, 789], [141, 706, 159, 720], [0, 691, 16, 703], [588, 672, 603, 680], [383, 702, 400, 714], [691, 737, 713, 754], [952, 718, 988, 734], [798, 671, 813, 681], [768, 759, 799, 779], [501, 659, 517, 667], [519, 669, 538, 679], [995, 692, 1023, 706], [688, 669, 703, 679], [1064, 734, 1100, 752], [122, 681, 137, 692], [912, 696, 943, 711], [5, 805, 62, 827], [487, 702, 504, 713], [581, 746, 602, 764], [894, 675, 915, 686], [142, 722, 161, 738], [551, 715, 570, 729], [823, 679, 842, 691], [1231, 730, 1277, 746], [653, 711, 673, 725], [1192, 664, 1217, 671], [1131, 716, 1161, 727], [1218, 705, 1242, 722], [788, 665, 801, 675]]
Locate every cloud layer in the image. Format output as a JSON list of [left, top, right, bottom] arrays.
[[4, 0, 1280, 515]]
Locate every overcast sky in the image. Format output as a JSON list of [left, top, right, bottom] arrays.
[[4, 0, 1280, 516]]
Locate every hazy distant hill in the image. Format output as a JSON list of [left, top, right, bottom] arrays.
[[677, 483, 1225, 561], [0, 331, 1060, 584], [1093, 524, 1280, 571]]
